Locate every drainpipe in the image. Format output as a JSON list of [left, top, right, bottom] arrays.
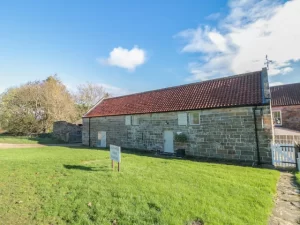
[[89, 118, 91, 147], [253, 107, 261, 165]]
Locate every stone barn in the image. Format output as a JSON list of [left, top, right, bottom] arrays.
[[82, 68, 273, 164], [271, 82, 300, 131]]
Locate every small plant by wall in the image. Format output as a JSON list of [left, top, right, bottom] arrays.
[[175, 132, 187, 157], [175, 132, 188, 143]]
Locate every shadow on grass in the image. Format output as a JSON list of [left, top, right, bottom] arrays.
[[64, 164, 109, 172], [29, 137, 66, 144], [0, 133, 67, 144], [61, 145, 274, 169], [64, 164, 97, 171]]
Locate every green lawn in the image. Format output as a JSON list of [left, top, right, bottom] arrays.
[[0, 134, 64, 144], [296, 172, 300, 186], [0, 147, 279, 225]]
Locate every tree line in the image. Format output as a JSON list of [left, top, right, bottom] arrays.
[[0, 75, 110, 135]]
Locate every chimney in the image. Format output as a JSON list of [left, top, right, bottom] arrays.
[[261, 67, 271, 104]]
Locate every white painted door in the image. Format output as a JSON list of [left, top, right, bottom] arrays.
[[164, 131, 174, 153], [97, 131, 106, 147]]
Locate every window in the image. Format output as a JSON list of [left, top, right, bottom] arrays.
[[189, 112, 200, 125], [178, 113, 187, 125], [98, 131, 102, 140], [132, 115, 139, 125], [272, 111, 282, 125], [125, 115, 131, 125]]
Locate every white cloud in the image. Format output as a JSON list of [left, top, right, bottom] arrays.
[[187, 54, 234, 81], [206, 12, 221, 20], [176, 27, 230, 54], [224, 0, 280, 27], [99, 46, 146, 71], [281, 67, 293, 74], [208, 31, 228, 53], [270, 82, 284, 87], [176, 0, 300, 81]]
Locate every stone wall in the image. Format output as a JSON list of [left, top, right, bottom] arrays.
[[272, 105, 300, 131], [83, 105, 273, 164], [53, 121, 82, 142]]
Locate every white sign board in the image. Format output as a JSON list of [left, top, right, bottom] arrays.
[[110, 145, 121, 162]]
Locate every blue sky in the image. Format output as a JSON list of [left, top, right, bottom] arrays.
[[1, 0, 300, 96]]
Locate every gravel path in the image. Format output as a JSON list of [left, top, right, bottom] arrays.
[[0, 143, 82, 149], [269, 172, 300, 225]]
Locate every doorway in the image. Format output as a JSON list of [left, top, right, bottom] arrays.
[[163, 130, 174, 153], [97, 131, 106, 147]]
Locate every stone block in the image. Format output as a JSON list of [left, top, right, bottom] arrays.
[[83, 105, 272, 164], [228, 150, 236, 154], [240, 150, 255, 156]]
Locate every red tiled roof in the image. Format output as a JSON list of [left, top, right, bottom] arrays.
[[84, 71, 263, 117], [271, 83, 300, 106]]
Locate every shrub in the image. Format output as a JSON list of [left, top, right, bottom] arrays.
[[174, 133, 188, 143], [37, 133, 53, 138]]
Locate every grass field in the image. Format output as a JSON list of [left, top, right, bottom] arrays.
[[0, 134, 64, 144], [0, 147, 279, 225], [296, 172, 300, 186]]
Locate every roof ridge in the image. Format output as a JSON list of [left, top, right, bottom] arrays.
[[271, 82, 300, 88], [105, 70, 262, 100]]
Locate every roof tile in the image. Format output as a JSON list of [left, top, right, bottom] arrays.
[[271, 83, 300, 106], [84, 71, 263, 117]]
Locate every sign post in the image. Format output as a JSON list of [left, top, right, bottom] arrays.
[[110, 145, 121, 172]]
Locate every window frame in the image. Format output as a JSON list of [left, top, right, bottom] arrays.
[[272, 110, 282, 126], [125, 115, 131, 125], [132, 115, 139, 126], [189, 112, 200, 125], [178, 112, 188, 126]]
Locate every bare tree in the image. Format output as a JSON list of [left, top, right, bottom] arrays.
[[74, 82, 111, 116], [75, 82, 111, 108]]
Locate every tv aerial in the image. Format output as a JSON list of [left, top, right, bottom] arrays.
[[264, 55, 273, 70]]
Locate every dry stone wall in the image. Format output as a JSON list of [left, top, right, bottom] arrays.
[[83, 105, 273, 163], [53, 121, 82, 142]]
